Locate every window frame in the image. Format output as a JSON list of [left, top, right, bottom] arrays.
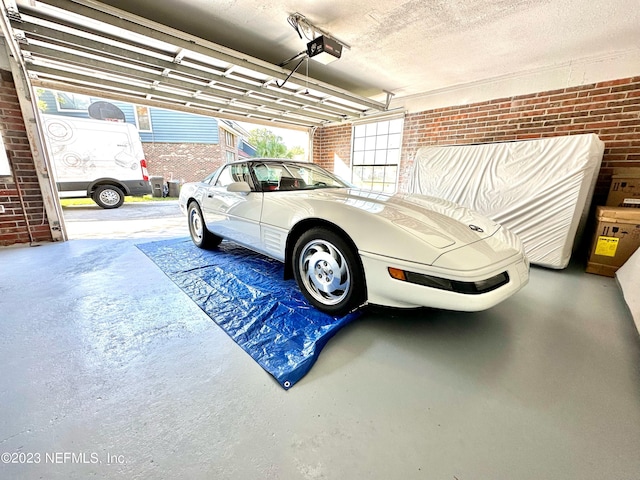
[[225, 130, 235, 148], [134, 105, 152, 132], [350, 117, 404, 194], [214, 162, 255, 190]]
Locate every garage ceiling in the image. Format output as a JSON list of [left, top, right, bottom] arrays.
[[2, 0, 639, 129], [4, 0, 389, 129]]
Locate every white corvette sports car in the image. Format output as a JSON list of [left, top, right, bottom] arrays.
[[179, 159, 529, 315]]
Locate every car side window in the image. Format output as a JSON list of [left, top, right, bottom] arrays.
[[215, 163, 254, 189], [252, 163, 280, 191]]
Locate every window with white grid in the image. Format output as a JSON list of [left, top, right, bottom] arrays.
[[351, 117, 403, 193]]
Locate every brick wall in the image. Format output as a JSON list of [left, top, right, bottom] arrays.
[[0, 70, 53, 247], [142, 142, 225, 184], [313, 76, 640, 205], [312, 124, 352, 172]]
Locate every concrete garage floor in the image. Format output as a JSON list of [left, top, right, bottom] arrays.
[[1, 202, 640, 479]]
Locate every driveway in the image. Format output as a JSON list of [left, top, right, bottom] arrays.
[[62, 201, 188, 240]]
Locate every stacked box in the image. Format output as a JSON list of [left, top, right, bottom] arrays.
[[606, 168, 640, 208], [586, 207, 640, 277]]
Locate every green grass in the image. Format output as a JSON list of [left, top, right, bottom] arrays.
[[60, 195, 178, 206]]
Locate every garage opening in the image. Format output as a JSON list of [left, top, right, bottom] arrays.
[[36, 87, 311, 240]]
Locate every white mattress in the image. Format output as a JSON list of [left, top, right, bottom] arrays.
[[408, 134, 605, 268]]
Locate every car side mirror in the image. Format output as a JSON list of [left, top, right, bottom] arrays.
[[227, 181, 251, 194]]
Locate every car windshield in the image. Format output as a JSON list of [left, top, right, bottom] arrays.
[[202, 166, 222, 184], [251, 162, 350, 192]]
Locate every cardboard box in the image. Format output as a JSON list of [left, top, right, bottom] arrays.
[[586, 206, 640, 277], [606, 168, 640, 208]]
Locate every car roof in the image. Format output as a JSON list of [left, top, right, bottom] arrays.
[[229, 158, 313, 166]]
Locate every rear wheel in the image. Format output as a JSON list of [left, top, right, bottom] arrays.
[[293, 227, 365, 316], [188, 201, 222, 249], [92, 185, 124, 209]]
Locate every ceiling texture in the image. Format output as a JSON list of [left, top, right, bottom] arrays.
[[2, 0, 639, 129]]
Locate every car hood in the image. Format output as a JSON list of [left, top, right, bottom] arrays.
[[320, 188, 500, 246], [275, 188, 522, 268]]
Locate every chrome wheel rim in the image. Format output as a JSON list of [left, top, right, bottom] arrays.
[[99, 189, 120, 206], [299, 239, 350, 306], [189, 206, 203, 243]]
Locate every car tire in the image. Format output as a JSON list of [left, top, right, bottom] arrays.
[[293, 227, 365, 316], [188, 201, 222, 249], [92, 185, 125, 209]]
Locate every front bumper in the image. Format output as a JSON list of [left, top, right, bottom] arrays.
[[360, 251, 529, 312]]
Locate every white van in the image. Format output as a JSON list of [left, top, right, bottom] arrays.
[[41, 114, 151, 208]]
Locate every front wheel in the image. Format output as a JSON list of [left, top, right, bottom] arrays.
[[293, 227, 365, 316], [92, 185, 124, 209], [188, 201, 222, 249]]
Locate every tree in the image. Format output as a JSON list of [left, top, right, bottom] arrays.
[[35, 88, 48, 112], [248, 128, 289, 158], [287, 145, 305, 160]]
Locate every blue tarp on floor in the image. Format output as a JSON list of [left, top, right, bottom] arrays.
[[137, 238, 360, 389]]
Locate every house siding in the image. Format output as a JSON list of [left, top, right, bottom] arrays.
[[36, 89, 219, 144], [240, 139, 257, 158], [136, 107, 219, 144]]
